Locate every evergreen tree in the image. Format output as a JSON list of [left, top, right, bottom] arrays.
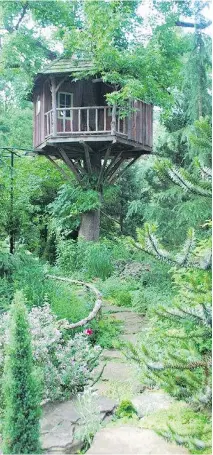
[[128, 153, 212, 409], [2, 291, 41, 454]]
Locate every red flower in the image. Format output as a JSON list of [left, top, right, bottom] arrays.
[[84, 328, 93, 336]]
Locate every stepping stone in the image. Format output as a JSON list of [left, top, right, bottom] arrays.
[[103, 304, 132, 313], [101, 361, 137, 383], [132, 390, 175, 417], [87, 426, 188, 454], [101, 349, 124, 361], [41, 396, 117, 453], [120, 333, 138, 343]]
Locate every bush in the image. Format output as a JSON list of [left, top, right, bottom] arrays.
[[57, 239, 114, 280], [84, 243, 113, 280], [46, 282, 91, 323], [141, 402, 212, 454], [2, 291, 41, 454], [101, 276, 138, 307], [0, 303, 101, 402], [89, 316, 122, 348], [115, 400, 138, 419]]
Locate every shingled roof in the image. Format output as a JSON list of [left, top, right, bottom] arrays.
[[38, 56, 94, 75]]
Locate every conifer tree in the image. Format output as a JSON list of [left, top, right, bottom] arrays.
[[128, 146, 212, 409], [2, 291, 41, 454]]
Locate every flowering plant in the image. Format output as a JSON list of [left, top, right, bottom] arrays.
[[84, 328, 93, 335], [0, 304, 101, 402]]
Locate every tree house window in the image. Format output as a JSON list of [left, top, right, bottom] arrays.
[[58, 92, 73, 119]]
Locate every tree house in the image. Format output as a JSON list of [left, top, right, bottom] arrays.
[[32, 56, 153, 240]]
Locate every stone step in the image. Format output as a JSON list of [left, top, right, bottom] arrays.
[[86, 426, 189, 454]]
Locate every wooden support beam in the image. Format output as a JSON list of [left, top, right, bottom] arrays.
[[104, 151, 123, 179], [56, 76, 67, 93], [50, 76, 57, 137], [80, 141, 92, 174], [110, 156, 139, 184], [73, 159, 87, 176], [59, 147, 83, 184], [97, 144, 113, 188], [111, 104, 116, 135], [46, 155, 72, 181], [107, 157, 125, 183]]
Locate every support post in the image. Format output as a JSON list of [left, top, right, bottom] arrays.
[[111, 104, 116, 136], [50, 76, 57, 137], [59, 148, 83, 184]]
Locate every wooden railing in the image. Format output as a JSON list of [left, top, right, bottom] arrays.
[[44, 106, 127, 137]]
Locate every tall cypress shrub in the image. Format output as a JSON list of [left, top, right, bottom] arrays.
[[2, 291, 41, 454]]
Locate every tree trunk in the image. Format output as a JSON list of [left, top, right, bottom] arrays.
[[78, 208, 101, 241]]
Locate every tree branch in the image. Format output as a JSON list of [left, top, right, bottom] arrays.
[[175, 20, 212, 29], [15, 3, 29, 30], [45, 274, 102, 329]]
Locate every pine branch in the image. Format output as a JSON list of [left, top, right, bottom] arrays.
[[147, 357, 211, 372], [167, 167, 212, 197], [131, 224, 210, 270]]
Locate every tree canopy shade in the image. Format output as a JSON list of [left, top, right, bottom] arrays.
[[2, 0, 211, 109]]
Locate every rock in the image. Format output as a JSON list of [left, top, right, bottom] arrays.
[[41, 396, 117, 453], [132, 390, 175, 417], [98, 396, 117, 414], [86, 426, 188, 454]]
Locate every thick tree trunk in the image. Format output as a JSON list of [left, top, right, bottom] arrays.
[[78, 208, 101, 241]]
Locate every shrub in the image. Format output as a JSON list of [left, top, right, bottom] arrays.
[[101, 276, 138, 307], [2, 291, 41, 454], [141, 402, 212, 454], [115, 400, 138, 419], [84, 243, 113, 280], [57, 239, 114, 279], [0, 303, 101, 402], [89, 316, 122, 348]]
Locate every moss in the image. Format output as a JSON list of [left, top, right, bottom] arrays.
[[140, 402, 212, 454]]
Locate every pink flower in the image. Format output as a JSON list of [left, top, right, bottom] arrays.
[[84, 328, 93, 336]]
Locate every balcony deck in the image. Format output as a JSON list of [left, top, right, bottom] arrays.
[[34, 101, 153, 159]]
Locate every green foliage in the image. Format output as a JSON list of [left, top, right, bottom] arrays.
[[115, 400, 138, 419], [83, 242, 113, 280], [132, 222, 211, 270], [128, 265, 212, 408], [57, 239, 114, 280], [49, 184, 101, 234], [90, 316, 122, 349], [141, 402, 212, 454], [2, 291, 41, 454], [101, 276, 138, 307]]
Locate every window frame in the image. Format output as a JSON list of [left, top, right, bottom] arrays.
[[57, 92, 73, 120]]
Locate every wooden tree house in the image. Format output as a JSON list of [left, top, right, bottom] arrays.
[[32, 57, 153, 240]]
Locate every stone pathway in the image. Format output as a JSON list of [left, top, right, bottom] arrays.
[[40, 302, 189, 454], [88, 303, 189, 454], [87, 426, 188, 454]]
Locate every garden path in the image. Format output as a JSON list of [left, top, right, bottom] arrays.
[[88, 302, 189, 454], [40, 301, 189, 454]]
